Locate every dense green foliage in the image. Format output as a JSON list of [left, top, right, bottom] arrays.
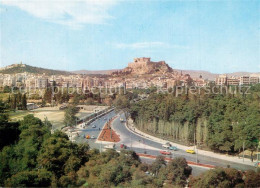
[[77, 150, 191, 187], [6, 93, 27, 110], [0, 114, 88, 187], [0, 109, 193, 187], [130, 85, 260, 154], [0, 101, 20, 149], [0, 64, 72, 75], [190, 167, 260, 188], [63, 106, 79, 126]]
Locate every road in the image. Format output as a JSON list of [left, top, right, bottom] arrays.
[[75, 110, 256, 175]]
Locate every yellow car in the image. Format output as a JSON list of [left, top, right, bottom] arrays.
[[186, 149, 196, 154]]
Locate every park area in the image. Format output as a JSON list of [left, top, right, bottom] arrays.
[[9, 106, 95, 130]]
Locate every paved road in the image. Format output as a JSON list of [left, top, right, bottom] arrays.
[[112, 113, 256, 172], [76, 110, 117, 149], [74, 110, 256, 175]]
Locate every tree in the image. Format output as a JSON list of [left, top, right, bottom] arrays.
[[5, 169, 52, 187], [150, 155, 166, 176], [12, 95, 17, 111], [165, 157, 192, 186], [43, 88, 52, 104], [63, 106, 78, 126], [21, 94, 27, 110], [3, 86, 11, 93], [189, 168, 247, 188], [114, 94, 130, 120]]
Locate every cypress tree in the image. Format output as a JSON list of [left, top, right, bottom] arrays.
[[22, 94, 27, 110]]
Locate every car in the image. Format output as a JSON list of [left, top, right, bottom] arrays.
[[120, 144, 127, 149], [91, 135, 95, 139], [104, 144, 116, 149], [92, 125, 96, 128], [169, 146, 178, 151], [162, 144, 170, 149], [160, 150, 171, 155], [254, 162, 260, 168], [186, 149, 196, 154]]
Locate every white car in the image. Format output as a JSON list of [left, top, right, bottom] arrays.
[[92, 125, 96, 128], [81, 123, 86, 128], [104, 144, 116, 149], [91, 135, 95, 139], [162, 144, 170, 149]]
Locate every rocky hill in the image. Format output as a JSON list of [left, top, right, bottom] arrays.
[[0, 63, 73, 75], [111, 57, 173, 76]]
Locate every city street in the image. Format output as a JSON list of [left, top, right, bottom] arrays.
[[75, 110, 256, 175]]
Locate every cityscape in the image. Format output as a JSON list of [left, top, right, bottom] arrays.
[[0, 0, 260, 188]]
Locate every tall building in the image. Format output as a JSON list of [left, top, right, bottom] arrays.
[[215, 75, 227, 85]]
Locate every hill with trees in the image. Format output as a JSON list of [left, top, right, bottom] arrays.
[[0, 63, 72, 75]]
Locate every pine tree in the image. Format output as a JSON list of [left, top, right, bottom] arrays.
[[12, 95, 17, 111], [22, 94, 27, 110]]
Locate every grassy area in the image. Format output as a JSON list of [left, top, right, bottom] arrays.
[[9, 110, 30, 121], [0, 93, 10, 101]]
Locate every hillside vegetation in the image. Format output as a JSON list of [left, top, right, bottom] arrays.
[[0, 64, 72, 75]]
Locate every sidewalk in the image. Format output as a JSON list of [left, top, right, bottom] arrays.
[[125, 118, 255, 167]]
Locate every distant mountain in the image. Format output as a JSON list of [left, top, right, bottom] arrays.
[[175, 70, 260, 80], [71, 69, 120, 75], [0, 63, 73, 75], [175, 69, 218, 80], [1, 62, 259, 80]]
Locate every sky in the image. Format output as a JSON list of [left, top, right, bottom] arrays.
[[0, 0, 259, 74]]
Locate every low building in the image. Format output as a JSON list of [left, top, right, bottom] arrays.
[[240, 76, 259, 85], [227, 77, 239, 85], [27, 103, 38, 110]]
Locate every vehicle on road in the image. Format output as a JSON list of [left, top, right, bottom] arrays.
[[120, 144, 127, 149], [120, 118, 124, 122], [162, 144, 170, 149], [162, 142, 171, 149], [85, 135, 90, 139], [254, 162, 260, 168], [92, 125, 96, 128], [80, 123, 86, 128], [160, 150, 171, 155], [91, 135, 95, 139], [169, 146, 178, 151], [104, 144, 116, 149], [186, 149, 196, 154]]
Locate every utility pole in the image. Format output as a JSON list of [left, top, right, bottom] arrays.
[[194, 130, 196, 150], [243, 141, 245, 162], [196, 146, 198, 163], [130, 133, 132, 149]]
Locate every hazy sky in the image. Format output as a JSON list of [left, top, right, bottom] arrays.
[[0, 0, 259, 73]]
